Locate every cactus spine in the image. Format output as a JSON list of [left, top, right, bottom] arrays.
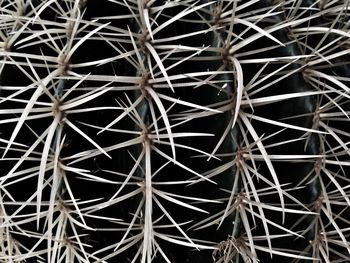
[[1, 0, 350, 262]]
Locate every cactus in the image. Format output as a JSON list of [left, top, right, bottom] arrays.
[[1, 0, 350, 262]]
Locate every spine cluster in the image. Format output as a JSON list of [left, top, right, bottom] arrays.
[[0, 0, 350, 262]]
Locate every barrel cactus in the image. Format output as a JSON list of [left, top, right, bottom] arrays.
[[1, 0, 350, 262]]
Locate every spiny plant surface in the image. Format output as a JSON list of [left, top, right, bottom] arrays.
[[0, 0, 350, 262]]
